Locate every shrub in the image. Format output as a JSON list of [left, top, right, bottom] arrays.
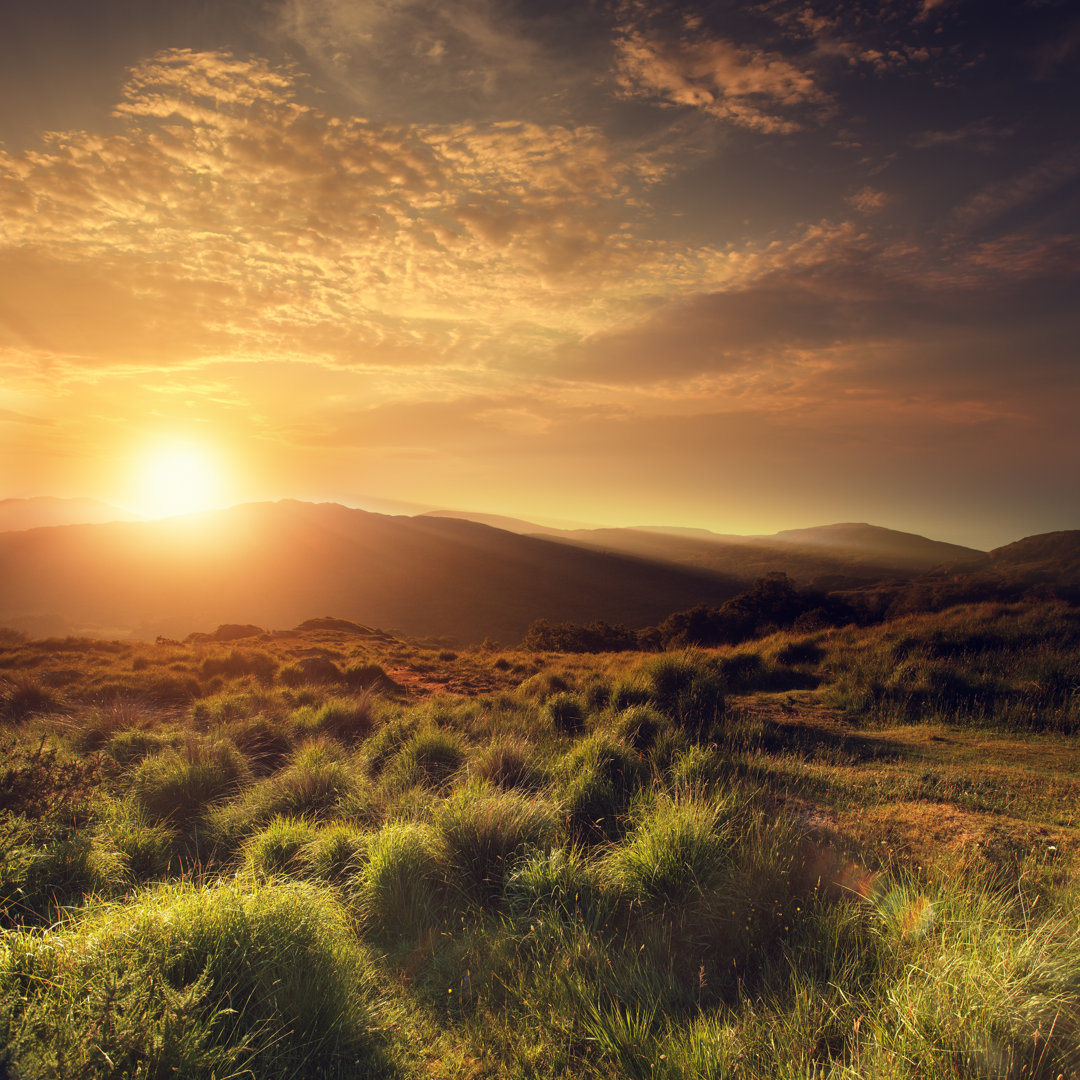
[[0, 737, 101, 821], [604, 796, 737, 911], [387, 727, 465, 790], [0, 881, 377, 1079], [557, 731, 645, 841], [132, 739, 249, 824], [643, 652, 725, 734], [433, 785, 557, 908], [357, 821, 444, 940], [545, 691, 586, 734]]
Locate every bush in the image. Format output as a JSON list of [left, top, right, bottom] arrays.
[[643, 653, 725, 734], [357, 822, 444, 940], [132, 739, 249, 824], [558, 732, 645, 841], [0, 881, 377, 1079], [433, 785, 557, 908], [545, 691, 585, 734], [604, 797, 737, 911]]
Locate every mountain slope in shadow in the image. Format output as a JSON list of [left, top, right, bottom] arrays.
[[0, 501, 743, 642], [428, 516, 986, 589]]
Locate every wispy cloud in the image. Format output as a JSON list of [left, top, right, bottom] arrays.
[[951, 149, 1080, 232], [846, 187, 893, 214], [0, 50, 699, 382], [612, 11, 830, 133]]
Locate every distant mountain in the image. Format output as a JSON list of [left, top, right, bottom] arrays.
[[0, 500, 741, 642], [423, 511, 986, 584], [422, 510, 563, 536], [989, 531, 1080, 584], [520, 523, 984, 589], [762, 523, 985, 570], [0, 497, 142, 532]]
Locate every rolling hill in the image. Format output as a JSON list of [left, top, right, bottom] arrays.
[[0, 496, 142, 533], [426, 512, 987, 587], [0, 500, 742, 642]]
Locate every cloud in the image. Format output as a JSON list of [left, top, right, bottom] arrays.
[[951, 149, 1080, 232], [0, 408, 50, 426], [275, 0, 608, 123], [909, 119, 1014, 153], [0, 49, 694, 384], [612, 15, 830, 133], [560, 225, 1080, 432], [846, 187, 893, 214]]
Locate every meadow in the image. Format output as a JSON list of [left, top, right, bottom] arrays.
[[1, 601, 1079, 1079]]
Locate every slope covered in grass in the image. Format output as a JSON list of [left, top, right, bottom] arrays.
[[1, 601, 1078, 1078]]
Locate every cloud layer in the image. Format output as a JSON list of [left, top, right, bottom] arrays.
[[1, 0, 1078, 544]]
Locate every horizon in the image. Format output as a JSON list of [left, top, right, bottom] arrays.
[[0, 490, 1069, 551], [2, 2, 1078, 551]]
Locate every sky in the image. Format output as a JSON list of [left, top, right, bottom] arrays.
[[1, 0, 1078, 548]]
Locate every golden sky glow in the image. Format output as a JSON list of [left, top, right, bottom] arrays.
[[1, 1, 1078, 546]]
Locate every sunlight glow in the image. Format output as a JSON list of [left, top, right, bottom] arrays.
[[135, 440, 226, 518]]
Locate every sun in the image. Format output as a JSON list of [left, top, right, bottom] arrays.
[[135, 440, 226, 518]]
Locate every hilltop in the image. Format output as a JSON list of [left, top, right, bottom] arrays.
[[1, 499, 1077, 643], [0, 500, 739, 642]]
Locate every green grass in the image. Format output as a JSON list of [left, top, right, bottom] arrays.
[[0, 601, 1078, 1078]]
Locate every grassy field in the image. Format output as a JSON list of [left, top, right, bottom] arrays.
[[1, 601, 1078, 1078]]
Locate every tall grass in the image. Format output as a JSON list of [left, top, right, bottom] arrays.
[[0, 880, 382, 1079]]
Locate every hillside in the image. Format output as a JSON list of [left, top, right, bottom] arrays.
[[990, 530, 1080, 584], [0, 500, 740, 642], [0, 601, 1078, 1080], [763, 522, 985, 569], [421, 511, 986, 587], [0, 496, 142, 532]]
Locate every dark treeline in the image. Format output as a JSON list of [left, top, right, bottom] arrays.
[[521, 571, 1080, 652]]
